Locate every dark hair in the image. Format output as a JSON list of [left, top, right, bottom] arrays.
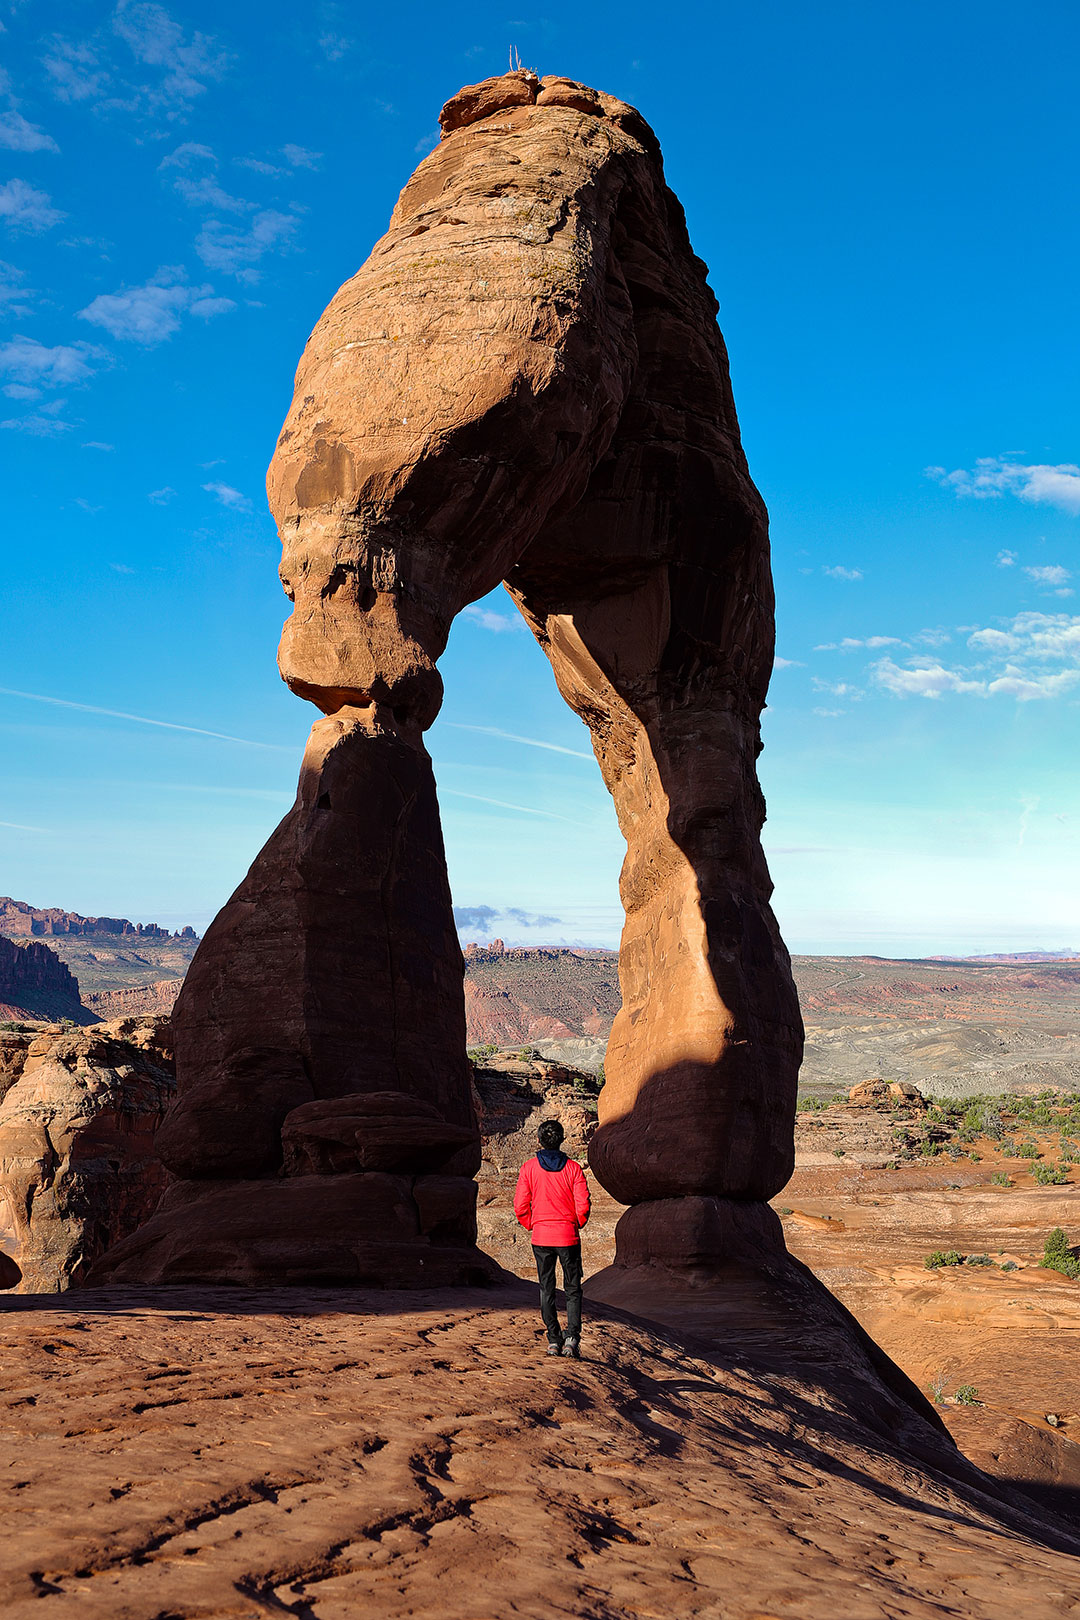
[[538, 1119, 564, 1149]]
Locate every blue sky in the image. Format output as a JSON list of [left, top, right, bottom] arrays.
[[2, 0, 1078, 955]]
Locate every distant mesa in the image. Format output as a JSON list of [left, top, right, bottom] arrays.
[[0, 934, 94, 1025], [0, 897, 198, 941]]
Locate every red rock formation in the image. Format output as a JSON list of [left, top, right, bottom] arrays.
[[0, 1018, 175, 1291], [0, 934, 91, 1024], [0, 898, 191, 940], [105, 70, 800, 1287]]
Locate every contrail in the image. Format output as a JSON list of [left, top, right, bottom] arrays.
[[0, 687, 293, 751], [0, 819, 47, 832], [442, 722, 593, 760], [441, 788, 581, 824]]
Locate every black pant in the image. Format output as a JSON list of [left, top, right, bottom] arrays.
[[532, 1243, 583, 1343]]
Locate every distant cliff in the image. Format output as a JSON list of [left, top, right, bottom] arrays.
[[0, 935, 93, 1023], [0, 898, 197, 941]]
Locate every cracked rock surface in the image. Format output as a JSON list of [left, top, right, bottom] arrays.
[[1, 1284, 1078, 1617]]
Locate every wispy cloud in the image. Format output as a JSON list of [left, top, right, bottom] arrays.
[[0, 819, 49, 832], [772, 656, 803, 669], [927, 456, 1080, 515], [997, 549, 1017, 567], [196, 209, 298, 278], [1024, 563, 1072, 596], [45, 5, 229, 121], [148, 485, 175, 503], [202, 481, 251, 511], [453, 903, 562, 933], [822, 565, 863, 581], [461, 603, 525, 634], [0, 178, 64, 233], [441, 788, 581, 824], [0, 334, 103, 397], [78, 266, 235, 344], [0, 112, 59, 153], [443, 722, 592, 760], [0, 686, 292, 748], [814, 636, 901, 651], [282, 144, 321, 169]]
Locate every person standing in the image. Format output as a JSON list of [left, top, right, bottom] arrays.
[[514, 1118, 591, 1357]]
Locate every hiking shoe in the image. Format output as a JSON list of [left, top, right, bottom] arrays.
[[546, 1340, 563, 1356], [561, 1337, 579, 1359]]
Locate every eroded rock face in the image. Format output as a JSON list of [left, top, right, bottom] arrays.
[[0, 1018, 174, 1291], [117, 71, 801, 1286]]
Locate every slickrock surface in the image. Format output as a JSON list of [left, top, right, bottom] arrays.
[[2, 1284, 1079, 1618], [0, 1018, 174, 1291]]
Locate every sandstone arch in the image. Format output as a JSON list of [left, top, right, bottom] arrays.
[[93, 70, 802, 1287]]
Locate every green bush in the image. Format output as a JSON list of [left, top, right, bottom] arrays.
[[964, 1253, 992, 1266], [925, 1250, 964, 1269], [1000, 1260, 1018, 1272], [1032, 1163, 1069, 1186], [1042, 1228, 1080, 1277], [1017, 1141, 1039, 1159], [991, 1171, 1012, 1188], [954, 1384, 981, 1406]]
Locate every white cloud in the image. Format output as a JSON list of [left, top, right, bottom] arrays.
[[43, 40, 109, 103], [822, 565, 863, 580], [175, 175, 252, 213], [78, 267, 235, 343], [1024, 563, 1072, 594], [772, 656, 803, 669], [148, 486, 175, 503], [873, 660, 986, 699], [195, 209, 298, 277], [202, 481, 251, 510], [928, 456, 1080, 516], [158, 141, 216, 169], [0, 334, 102, 395], [997, 549, 1017, 567], [0, 112, 59, 153], [814, 635, 901, 651], [45, 6, 228, 122], [812, 707, 844, 717], [0, 179, 64, 233], [461, 603, 525, 633], [282, 144, 321, 168], [112, 2, 229, 115], [875, 612, 1080, 703], [1, 412, 72, 437], [82, 440, 114, 451]]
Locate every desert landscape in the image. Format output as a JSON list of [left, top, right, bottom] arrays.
[[2, 34, 1079, 1620]]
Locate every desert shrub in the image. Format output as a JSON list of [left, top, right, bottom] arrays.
[[954, 1384, 981, 1405], [1000, 1260, 1018, 1272], [1042, 1228, 1080, 1278], [466, 1043, 500, 1061], [1032, 1163, 1069, 1186], [778, 1206, 793, 1216], [596, 1062, 605, 1085], [964, 1253, 992, 1266], [927, 1372, 949, 1405], [967, 1151, 982, 1162], [991, 1171, 1012, 1188], [1017, 1141, 1039, 1159], [925, 1250, 963, 1269], [833, 1147, 845, 1157]]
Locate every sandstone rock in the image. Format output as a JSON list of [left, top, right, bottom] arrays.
[[849, 1078, 889, 1104], [0, 934, 91, 1024], [90, 1173, 496, 1287], [889, 1079, 928, 1109], [280, 1091, 477, 1175], [438, 68, 539, 133], [128, 70, 800, 1284], [0, 1019, 175, 1291]]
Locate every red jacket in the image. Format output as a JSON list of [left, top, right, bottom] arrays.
[[514, 1153, 591, 1247]]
